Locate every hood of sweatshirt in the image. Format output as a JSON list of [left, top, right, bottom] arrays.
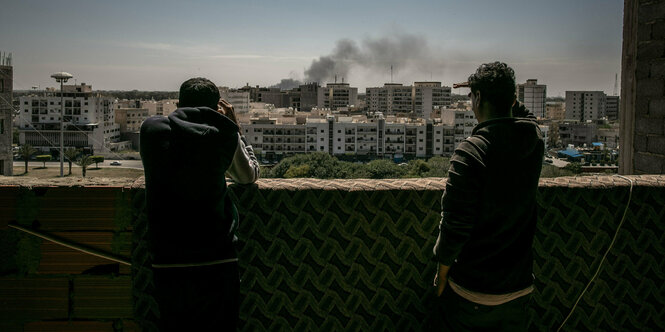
[[168, 106, 238, 141]]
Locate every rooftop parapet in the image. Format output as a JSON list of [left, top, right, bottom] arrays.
[[0, 175, 664, 331]]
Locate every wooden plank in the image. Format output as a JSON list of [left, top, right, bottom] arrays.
[[0, 186, 20, 229], [24, 321, 115, 332], [72, 276, 133, 319], [0, 277, 69, 321]]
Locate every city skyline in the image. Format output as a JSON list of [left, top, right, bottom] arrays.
[[1, 0, 623, 96]]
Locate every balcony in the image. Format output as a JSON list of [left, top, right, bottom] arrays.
[[0, 175, 663, 331]]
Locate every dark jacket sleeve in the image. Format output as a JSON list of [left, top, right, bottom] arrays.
[[433, 136, 487, 265]]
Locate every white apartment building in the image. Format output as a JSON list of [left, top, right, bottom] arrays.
[[517, 79, 547, 119], [140, 99, 178, 116], [366, 82, 452, 118], [241, 109, 476, 161], [219, 87, 250, 113], [17, 83, 124, 154], [565, 91, 607, 121], [317, 83, 358, 110]]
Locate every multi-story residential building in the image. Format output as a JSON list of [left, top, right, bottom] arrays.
[[299, 83, 319, 112], [318, 83, 358, 110], [440, 108, 478, 149], [0, 52, 13, 175], [366, 82, 452, 118], [558, 121, 598, 147], [546, 101, 565, 120], [137, 99, 178, 116], [17, 83, 126, 154], [366, 83, 415, 114], [605, 96, 620, 121], [115, 108, 149, 133], [241, 108, 476, 161], [565, 91, 607, 121], [517, 79, 547, 118], [219, 87, 250, 113]]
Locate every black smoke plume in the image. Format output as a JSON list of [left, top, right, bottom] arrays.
[[271, 78, 302, 90], [303, 33, 445, 84]]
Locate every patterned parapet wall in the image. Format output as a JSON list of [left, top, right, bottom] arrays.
[[0, 176, 664, 331]]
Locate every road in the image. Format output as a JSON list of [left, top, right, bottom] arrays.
[[14, 159, 144, 169]]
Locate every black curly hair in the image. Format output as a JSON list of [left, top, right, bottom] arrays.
[[468, 62, 516, 114], [178, 77, 220, 110]]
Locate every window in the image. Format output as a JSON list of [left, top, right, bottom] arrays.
[[0, 119, 3, 134], [338, 130, 341, 133], [320, 138, 324, 141], [337, 138, 341, 142], [320, 129, 324, 133]]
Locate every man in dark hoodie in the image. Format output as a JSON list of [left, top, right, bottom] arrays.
[[140, 77, 259, 331], [432, 62, 544, 331]]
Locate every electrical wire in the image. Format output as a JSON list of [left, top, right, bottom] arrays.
[[556, 175, 634, 332]]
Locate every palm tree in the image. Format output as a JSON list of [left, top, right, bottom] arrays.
[[64, 148, 80, 175], [18, 144, 37, 174], [76, 155, 94, 177]]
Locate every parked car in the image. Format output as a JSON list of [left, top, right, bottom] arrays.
[[110, 161, 122, 166]]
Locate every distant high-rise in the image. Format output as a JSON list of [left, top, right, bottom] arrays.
[[219, 87, 250, 113], [0, 52, 13, 175], [517, 79, 547, 118], [366, 82, 451, 118], [318, 83, 358, 110], [605, 96, 620, 121], [565, 91, 607, 121]]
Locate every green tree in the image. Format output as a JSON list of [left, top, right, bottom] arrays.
[[365, 159, 405, 179], [76, 155, 94, 177], [91, 155, 105, 168], [18, 144, 37, 174], [405, 159, 430, 177], [563, 162, 583, 174], [35, 155, 51, 168], [284, 164, 311, 178], [63, 148, 80, 175], [271, 153, 341, 178], [424, 156, 450, 177]]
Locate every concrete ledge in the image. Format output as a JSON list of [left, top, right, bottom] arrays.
[[2, 174, 665, 190]]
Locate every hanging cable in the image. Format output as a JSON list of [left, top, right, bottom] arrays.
[[556, 175, 634, 332]]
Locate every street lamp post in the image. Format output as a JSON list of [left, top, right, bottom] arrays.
[[51, 72, 73, 177]]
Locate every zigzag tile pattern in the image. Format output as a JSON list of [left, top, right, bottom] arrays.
[[225, 177, 665, 331]]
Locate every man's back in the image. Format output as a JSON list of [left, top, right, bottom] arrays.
[[140, 106, 239, 265], [437, 117, 544, 293]]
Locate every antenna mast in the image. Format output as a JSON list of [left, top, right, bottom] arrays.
[[390, 65, 393, 83], [613, 73, 618, 96]]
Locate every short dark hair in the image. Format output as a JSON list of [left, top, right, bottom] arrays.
[[468, 62, 516, 112], [178, 77, 220, 110]]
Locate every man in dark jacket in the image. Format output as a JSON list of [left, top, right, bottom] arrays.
[[433, 62, 544, 331], [140, 77, 259, 331]]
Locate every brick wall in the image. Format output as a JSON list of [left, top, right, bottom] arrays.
[[621, 0, 665, 174]]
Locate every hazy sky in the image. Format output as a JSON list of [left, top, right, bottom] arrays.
[[1, 0, 623, 96]]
